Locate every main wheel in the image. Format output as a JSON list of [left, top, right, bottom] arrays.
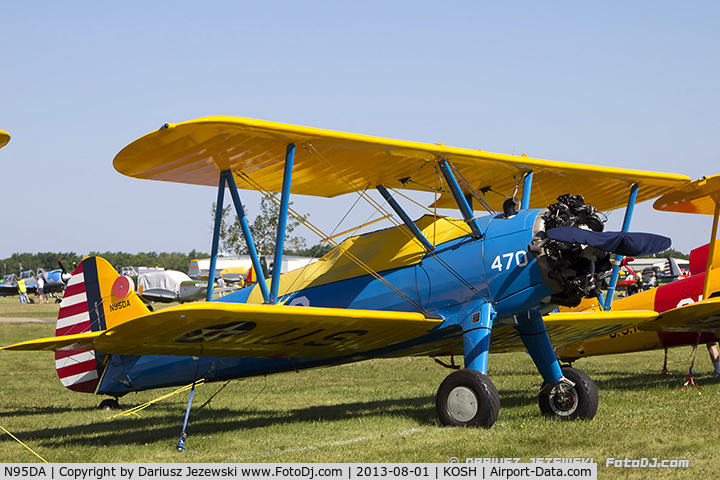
[[538, 366, 598, 420], [436, 369, 499, 428]]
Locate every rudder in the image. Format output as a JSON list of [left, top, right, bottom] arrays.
[[54, 257, 150, 393]]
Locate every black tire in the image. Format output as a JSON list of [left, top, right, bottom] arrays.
[[436, 369, 500, 428], [538, 366, 598, 421], [98, 398, 121, 411]]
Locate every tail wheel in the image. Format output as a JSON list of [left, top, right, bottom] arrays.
[[98, 398, 121, 410], [436, 369, 499, 428], [538, 366, 598, 420]]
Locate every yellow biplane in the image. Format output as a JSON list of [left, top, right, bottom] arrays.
[[4, 117, 691, 449]]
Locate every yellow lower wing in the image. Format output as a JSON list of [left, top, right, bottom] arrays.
[[490, 310, 659, 353], [89, 302, 442, 358]]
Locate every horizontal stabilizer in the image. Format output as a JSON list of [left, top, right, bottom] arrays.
[[546, 227, 671, 256], [639, 298, 720, 331], [90, 302, 442, 359], [3, 331, 101, 351]]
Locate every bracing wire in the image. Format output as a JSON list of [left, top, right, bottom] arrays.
[[236, 152, 490, 303], [446, 162, 495, 214], [234, 171, 429, 315], [0, 425, 48, 463]]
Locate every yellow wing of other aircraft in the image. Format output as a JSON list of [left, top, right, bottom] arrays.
[[555, 174, 720, 360], [114, 116, 690, 212], [655, 173, 720, 302], [641, 298, 720, 331], [654, 173, 720, 215], [489, 310, 659, 353], [0, 129, 10, 149]]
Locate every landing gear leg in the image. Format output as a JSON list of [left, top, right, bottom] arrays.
[[515, 309, 598, 421], [436, 303, 499, 428]]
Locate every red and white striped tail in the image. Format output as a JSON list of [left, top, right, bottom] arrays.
[[54, 262, 100, 393]]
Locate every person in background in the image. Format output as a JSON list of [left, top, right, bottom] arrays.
[[17, 277, 29, 304], [35, 275, 45, 304], [708, 343, 720, 375]]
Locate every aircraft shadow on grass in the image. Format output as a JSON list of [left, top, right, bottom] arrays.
[[4, 372, 718, 451], [0, 405, 100, 419], [1, 396, 439, 448]]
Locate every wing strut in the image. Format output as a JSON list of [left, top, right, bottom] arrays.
[[603, 183, 639, 310], [376, 185, 435, 252], [437, 160, 482, 238], [207, 170, 271, 302], [703, 202, 720, 300], [520, 171, 533, 210], [206, 174, 227, 301], [225, 170, 271, 302], [269, 144, 296, 304]]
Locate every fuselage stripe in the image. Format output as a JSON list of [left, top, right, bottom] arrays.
[[58, 301, 89, 320], [56, 321, 92, 337], [56, 359, 98, 378], [58, 291, 88, 308], [82, 258, 106, 332], [54, 348, 93, 360], [55, 350, 96, 368], [59, 370, 98, 387], [56, 312, 91, 331]]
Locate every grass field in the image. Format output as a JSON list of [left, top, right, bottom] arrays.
[[0, 294, 61, 318], [1, 298, 719, 478]]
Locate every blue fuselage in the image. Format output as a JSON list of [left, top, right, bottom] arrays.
[[97, 209, 557, 396]]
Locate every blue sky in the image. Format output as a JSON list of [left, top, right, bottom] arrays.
[[2, 1, 718, 259]]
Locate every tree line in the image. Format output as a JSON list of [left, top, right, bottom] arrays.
[[1, 250, 209, 277], [1, 245, 688, 279], [1, 245, 334, 279]]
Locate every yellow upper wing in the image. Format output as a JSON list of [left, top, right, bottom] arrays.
[[0, 129, 9, 149], [489, 310, 659, 353], [86, 302, 443, 358], [113, 117, 690, 212]]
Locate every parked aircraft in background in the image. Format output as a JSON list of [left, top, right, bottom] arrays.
[[136, 270, 219, 303], [0, 270, 39, 296], [3, 117, 690, 449], [188, 255, 314, 281], [556, 174, 720, 364], [616, 257, 687, 295], [0, 262, 71, 301]]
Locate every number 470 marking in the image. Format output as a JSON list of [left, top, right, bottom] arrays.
[[491, 251, 528, 272]]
